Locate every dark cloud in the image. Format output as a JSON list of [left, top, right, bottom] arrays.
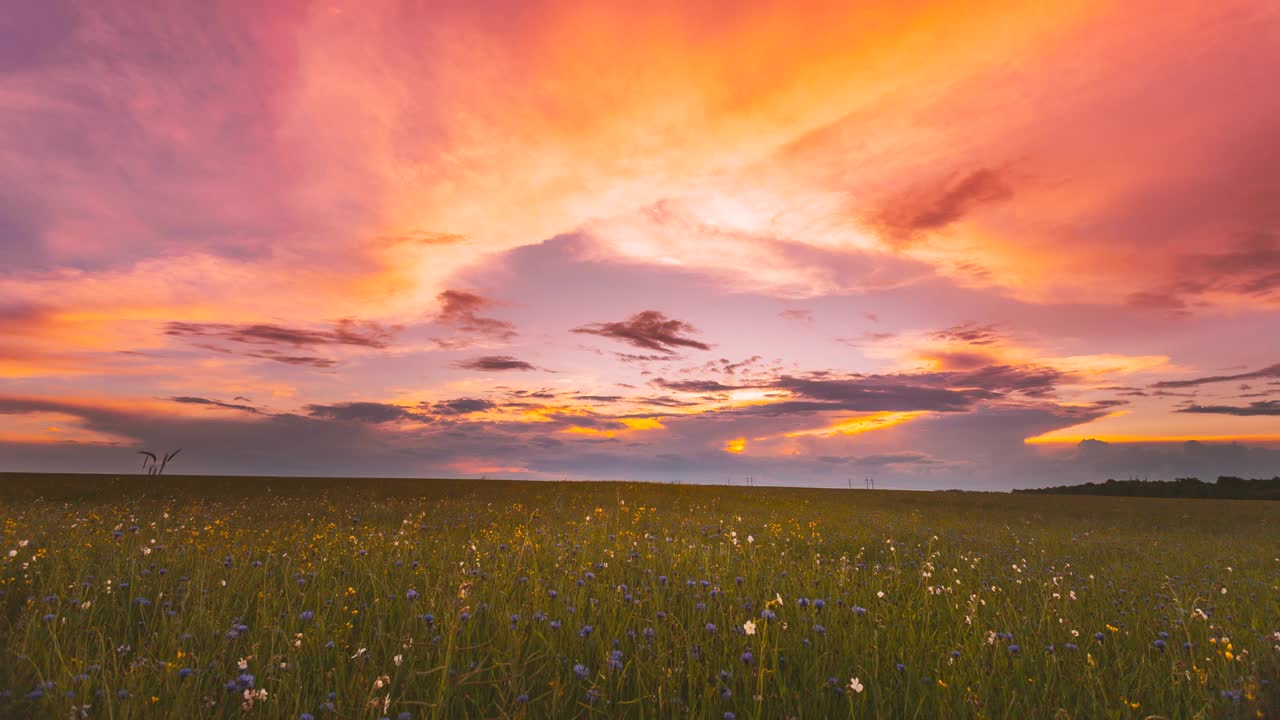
[[243, 350, 337, 368], [929, 323, 1002, 345], [653, 378, 744, 393], [870, 167, 1013, 244], [425, 398, 496, 415], [614, 352, 675, 363], [772, 374, 995, 412], [165, 318, 397, 349], [304, 402, 419, 423], [170, 396, 260, 414], [817, 452, 940, 467], [1152, 363, 1280, 388], [573, 310, 711, 354], [432, 290, 516, 346], [1178, 400, 1280, 416], [1125, 290, 1188, 311], [454, 355, 536, 372], [575, 395, 624, 402]]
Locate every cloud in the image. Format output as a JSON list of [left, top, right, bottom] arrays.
[[771, 374, 996, 413], [1178, 400, 1280, 416], [169, 396, 260, 414], [454, 355, 536, 372], [780, 308, 812, 322], [573, 310, 711, 354], [817, 452, 940, 467], [304, 402, 420, 424], [432, 290, 516, 346], [653, 378, 744, 393], [164, 318, 397, 368], [928, 323, 1003, 346], [869, 167, 1013, 245], [1152, 363, 1280, 388], [425, 397, 496, 415]]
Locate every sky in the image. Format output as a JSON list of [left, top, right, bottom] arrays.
[[1, 0, 1279, 490]]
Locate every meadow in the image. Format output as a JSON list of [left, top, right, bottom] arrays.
[[0, 474, 1277, 719]]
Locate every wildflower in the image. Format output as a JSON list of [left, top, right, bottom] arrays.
[[405, 589, 419, 601], [573, 663, 589, 679], [579, 625, 593, 638], [849, 677, 864, 693], [706, 623, 717, 633], [743, 620, 756, 635], [725, 713, 736, 720], [1008, 644, 1020, 654], [178, 668, 195, 680], [393, 654, 403, 667], [299, 610, 314, 622], [740, 650, 753, 665], [515, 693, 528, 703]]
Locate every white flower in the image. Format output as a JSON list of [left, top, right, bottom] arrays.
[[6, 550, 14, 558], [746, 535, 754, 544], [393, 654, 403, 667], [17, 540, 28, 548], [876, 591, 885, 599], [352, 647, 367, 659], [1221, 587, 1228, 595], [743, 620, 756, 636], [849, 677, 864, 693], [141, 547, 151, 556]]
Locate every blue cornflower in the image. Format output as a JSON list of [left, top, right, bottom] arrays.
[[814, 624, 825, 635], [706, 623, 717, 633], [797, 598, 809, 607], [740, 650, 753, 665], [397, 713, 411, 720], [813, 599, 826, 610], [1064, 642, 1078, 651], [1154, 639, 1166, 650], [1094, 632, 1105, 641], [608, 650, 624, 670], [853, 606, 867, 615], [515, 693, 528, 703], [1008, 644, 1020, 654], [405, 589, 419, 601], [42, 613, 56, 622], [299, 610, 314, 622], [573, 663, 589, 679], [725, 713, 736, 720], [579, 625, 593, 637], [550, 620, 562, 630]]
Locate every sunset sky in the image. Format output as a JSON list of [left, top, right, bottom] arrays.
[[2, 0, 1278, 489]]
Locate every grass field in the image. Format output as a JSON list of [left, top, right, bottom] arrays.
[[0, 474, 1277, 719]]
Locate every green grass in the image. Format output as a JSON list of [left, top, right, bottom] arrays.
[[1, 474, 1277, 719]]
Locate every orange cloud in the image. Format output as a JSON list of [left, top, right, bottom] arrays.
[[779, 411, 924, 439]]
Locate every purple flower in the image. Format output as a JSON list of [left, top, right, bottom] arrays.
[[405, 589, 419, 601], [299, 610, 314, 622], [579, 625, 593, 638], [573, 663, 589, 679]]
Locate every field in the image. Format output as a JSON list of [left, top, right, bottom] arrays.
[[1, 474, 1277, 719]]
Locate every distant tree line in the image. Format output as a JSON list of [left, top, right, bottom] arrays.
[[1014, 476, 1280, 500]]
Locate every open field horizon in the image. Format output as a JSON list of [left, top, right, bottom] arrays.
[[2, 475, 1277, 718]]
